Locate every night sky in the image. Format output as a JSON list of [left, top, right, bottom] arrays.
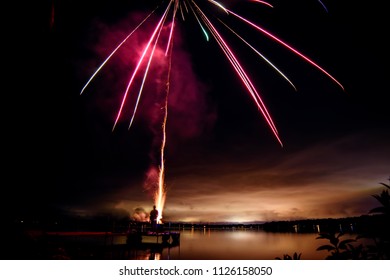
[[9, 0, 389, 223]]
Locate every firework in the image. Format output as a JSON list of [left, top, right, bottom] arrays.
[[80, 0, 343, 222]]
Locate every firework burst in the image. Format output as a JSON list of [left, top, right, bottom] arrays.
[[80, 0, 343, 222]]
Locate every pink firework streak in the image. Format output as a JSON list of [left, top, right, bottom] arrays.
[[79, 0, 344, 222]]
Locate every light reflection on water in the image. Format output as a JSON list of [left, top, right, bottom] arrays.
[[127, 229, 353, 260]]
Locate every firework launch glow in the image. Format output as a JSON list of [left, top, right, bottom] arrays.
[[80, 0, 343, 223]]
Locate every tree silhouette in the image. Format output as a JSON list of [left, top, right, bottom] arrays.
[[369, 177, 390, 216], [361, 177, 390, 259], [316, 232, 357, 259], [277, 177, 390, 260]]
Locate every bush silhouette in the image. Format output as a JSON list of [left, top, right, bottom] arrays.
[[275, 252, 301, 260], [317, 177, 390, 260], [277, 177, 390, 260]]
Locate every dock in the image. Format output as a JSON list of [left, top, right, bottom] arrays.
[[127, 230, 180, 246], [126, 222, 180, 246]]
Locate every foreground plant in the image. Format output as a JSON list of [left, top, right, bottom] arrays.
[[316, 232, 359, 259], [275, 252, 302, 260]]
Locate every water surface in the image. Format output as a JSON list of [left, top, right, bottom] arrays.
[[123, 229, 337, 260]]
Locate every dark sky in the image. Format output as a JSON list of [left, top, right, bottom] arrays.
[[8, 0, 389, 223]]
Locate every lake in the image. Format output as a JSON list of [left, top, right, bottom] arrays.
[[123, 229, 329, 260], [25, 226, 370, 260]]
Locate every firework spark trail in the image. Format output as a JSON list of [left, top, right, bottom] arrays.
[[155, 9, 177, 223], [222, 6, 344, 91], [79, 9, 158, 96], [317, 0, 329, 13], [208, 0, 228, 14], [189, 0, 210, 41], [179, 3, 185, 21], [251, 0, 274, 8], [218, 19, 297, 91], [112, 2, 173, 131], [128, 14, 168, 130], [194, 2, 283, 146], [155, 75, 169, 224], [182, 0, 189, 13], [165, 0, 180, 56]]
